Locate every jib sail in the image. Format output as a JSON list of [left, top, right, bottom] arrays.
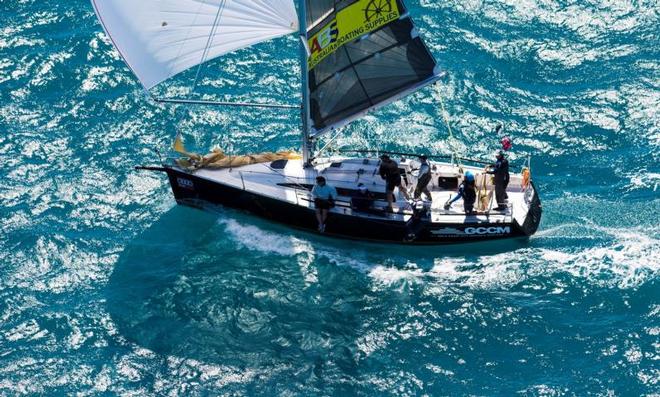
[[304, 0, 440, 137], [91, 0, 299, 90]]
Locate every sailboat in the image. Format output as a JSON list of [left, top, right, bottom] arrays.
[[91, 0, 542, 244]]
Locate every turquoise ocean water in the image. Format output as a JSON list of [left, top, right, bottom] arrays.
[[1, 0, 659, 395]]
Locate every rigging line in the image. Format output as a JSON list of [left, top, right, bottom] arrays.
[[171, 0, 227, 142], [190, 0, 228, 96], [153, 97, 298, 109], [437, 90, 463, 168], [168, 2, 206, 138], [316, 128, 345, 158]]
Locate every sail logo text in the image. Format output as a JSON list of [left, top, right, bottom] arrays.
[[464, 227, 511, 235], [431, 226, 511, 237], [310, 22, 339, 56], [177, 178, 194, 190], [308, 0, 400, 69]]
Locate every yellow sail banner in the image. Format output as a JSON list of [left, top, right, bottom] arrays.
[[308, 0, 401, 69]]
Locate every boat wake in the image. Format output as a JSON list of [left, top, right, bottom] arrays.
[[218, 212, 659, 291]]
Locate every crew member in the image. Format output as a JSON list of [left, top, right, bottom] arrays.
[[312, 176, 337, 233], [444, 171, 477, 214], [379, 154, 410, 212], [414, 155, 432, 201], [487, 151, 510, 211]]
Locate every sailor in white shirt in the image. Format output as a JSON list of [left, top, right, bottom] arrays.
[[414, 155, 432, 201]]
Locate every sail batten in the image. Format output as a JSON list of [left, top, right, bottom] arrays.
[[304, 0, 440, 137], [91, 0, 299, 90]]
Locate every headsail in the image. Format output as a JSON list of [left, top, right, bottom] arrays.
[[91, 0, 299, 90], [305, 0, 440, 137]]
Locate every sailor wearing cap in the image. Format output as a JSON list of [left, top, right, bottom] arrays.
[[486, 151, 510, 211]]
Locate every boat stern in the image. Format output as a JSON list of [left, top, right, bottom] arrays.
[[518, 181, 543, 236]]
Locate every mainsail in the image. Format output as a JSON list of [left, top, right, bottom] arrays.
[[91, 0, 299, 90], [304, 0, 440, 137]]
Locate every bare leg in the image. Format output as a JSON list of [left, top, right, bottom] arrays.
[[320, 209, 329, 232], [399, 185, 411, 201], [315, 209, 323, 229], [386, 192, 394, 211]]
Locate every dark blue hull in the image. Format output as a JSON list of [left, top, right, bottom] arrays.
[[161, 167, 541, 245]]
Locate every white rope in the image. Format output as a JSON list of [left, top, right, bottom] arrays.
[[190, 0, 228, 95]]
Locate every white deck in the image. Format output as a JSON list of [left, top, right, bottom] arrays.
[[184, 156, 535, 227]]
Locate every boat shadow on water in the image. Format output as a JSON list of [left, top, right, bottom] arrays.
[[106, 205, 532, 370]]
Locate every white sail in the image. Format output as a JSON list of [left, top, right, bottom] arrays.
[[91, 0, 299, 89]]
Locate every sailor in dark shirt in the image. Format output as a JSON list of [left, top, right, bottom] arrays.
[[379, 154, 410, 212], [487, 151, 510, 211], [444, 171, 477, 214]]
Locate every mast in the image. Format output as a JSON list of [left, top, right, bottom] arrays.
[[297, 0, 313, 166]]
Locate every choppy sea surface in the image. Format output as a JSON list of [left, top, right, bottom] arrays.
[[1, 0, 659, 395]]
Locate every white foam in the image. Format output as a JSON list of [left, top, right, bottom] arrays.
[[368, 264, 424, 287], [220, 218, 312, 257], [428, 254, 526, 290], [221, 217, 440, 287], [4, 320, 46, 342], [220, 218, 385, 282], [542, 225, 660, 288], [30, 51, 72, 87], [625, 171, 660, 192], [221, 214, 659, 291], [5, 236, 116, 294], [81, 66, 115, 92]]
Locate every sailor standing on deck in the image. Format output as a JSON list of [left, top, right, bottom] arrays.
[[312, 176, 337, 233], [487, 151, 510, 211], [414, 155, 433, 202], [379, 154, 411, 212]]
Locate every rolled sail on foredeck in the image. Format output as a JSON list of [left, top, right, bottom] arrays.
[[91, 0, 299, 89], [305, 0, 441, 137]]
